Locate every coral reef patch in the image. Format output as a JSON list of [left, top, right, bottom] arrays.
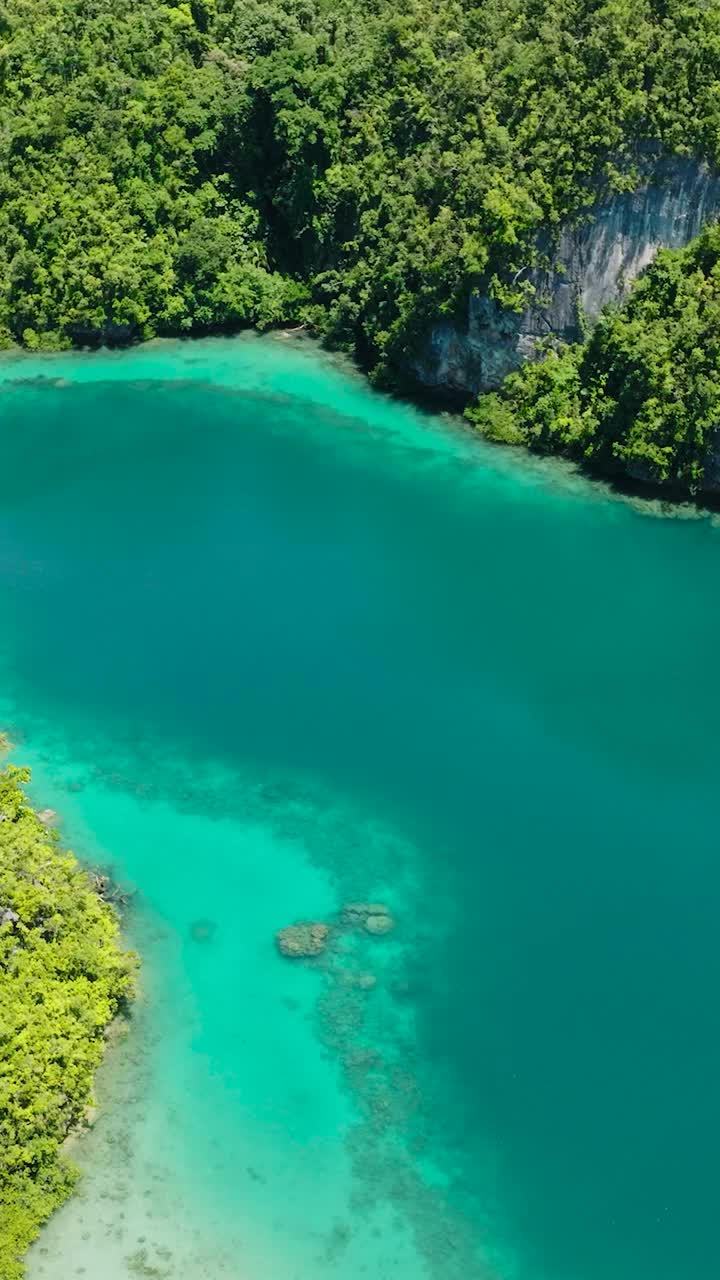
[[276, 921, 330, 958], [340, 902, 395, 934], [363, 912, 394, 935]]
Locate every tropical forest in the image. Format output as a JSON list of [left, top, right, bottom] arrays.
[[3, 3, 720, 1280]]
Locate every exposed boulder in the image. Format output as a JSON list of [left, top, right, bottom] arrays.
[[0, 907, 19, 926], [36, 808, 59, 826], [276, 921, 329, 958]]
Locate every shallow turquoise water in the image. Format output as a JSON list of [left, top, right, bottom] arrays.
[[2, 334, 720, 1279]]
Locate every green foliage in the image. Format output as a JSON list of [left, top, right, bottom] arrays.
[[465, 392, 528, 445], [3, 0, 720, 484], [0, 766, 137, 1280], [466, 223, 720, 491], [0, 0, 719, 367]]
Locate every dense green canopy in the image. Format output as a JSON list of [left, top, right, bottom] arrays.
[[0, 765, 136, 1280], [1, 0, 720, 383]]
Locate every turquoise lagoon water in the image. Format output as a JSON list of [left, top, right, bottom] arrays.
[[1, 334, 720, 1279]]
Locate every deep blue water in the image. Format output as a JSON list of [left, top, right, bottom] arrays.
[[1, 336, 719, 1280]]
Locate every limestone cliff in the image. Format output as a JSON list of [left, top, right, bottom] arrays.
[[412, 154, 720, 397]]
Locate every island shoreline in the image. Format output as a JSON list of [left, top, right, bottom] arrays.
[[0, 758, 137, 1280]]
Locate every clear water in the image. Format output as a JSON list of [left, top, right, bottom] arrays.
[[1, 334, 719, 1280]]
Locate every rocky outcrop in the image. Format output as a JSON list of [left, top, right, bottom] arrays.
[[413, 153, 720, 397]]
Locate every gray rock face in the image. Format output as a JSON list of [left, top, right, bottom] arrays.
[[413, 154, 720, 397]]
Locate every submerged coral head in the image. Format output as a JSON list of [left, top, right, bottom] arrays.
[[276, 921, 329, 958], [190, 918, 217, 943], [364, 913, 394, 935], [340, 902, 395, 934], [341, 902, 389, 925]]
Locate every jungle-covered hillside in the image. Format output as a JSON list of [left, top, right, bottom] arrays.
[[0, 0, 718, 367], [2, 0, 720, 488]]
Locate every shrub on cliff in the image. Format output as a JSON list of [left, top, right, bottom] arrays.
[[0, 766, 137, 1280], [466, 223, 720, 492]]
